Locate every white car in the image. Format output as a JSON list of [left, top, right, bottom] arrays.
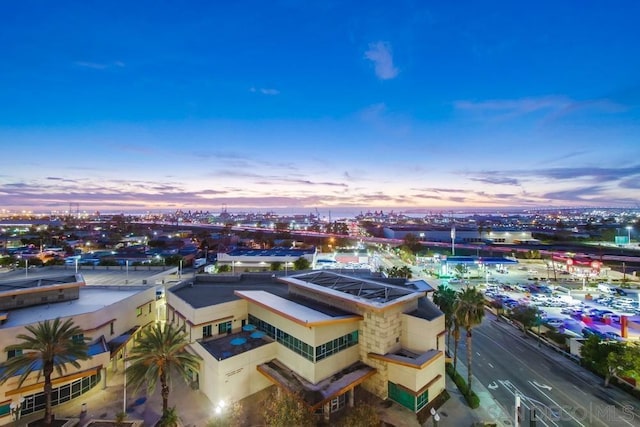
[[545, 318, 565, 328]]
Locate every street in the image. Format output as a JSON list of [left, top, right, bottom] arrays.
[[453, 316, 640, 426]]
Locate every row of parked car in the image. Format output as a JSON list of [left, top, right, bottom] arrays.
[[483, 283, 627, 341], [593, 295, 640, 314]]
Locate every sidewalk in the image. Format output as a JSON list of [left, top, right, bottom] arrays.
[[18, 359, 214, 427], [449, 359, 510, 427]]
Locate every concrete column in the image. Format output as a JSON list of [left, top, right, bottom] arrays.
[[323, 402, 331, 422], [348, 389, 354, 407], [101, 367, 108, 390]]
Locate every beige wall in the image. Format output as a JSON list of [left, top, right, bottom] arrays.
[[191, 340, 277, 405], [187, 300, 248, 342], [400, 311, 445, 353], [0, 287, 155, 419], [387, 354, 444, 392]]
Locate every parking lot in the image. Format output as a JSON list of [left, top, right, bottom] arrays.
[[429, 259, 640, 341]]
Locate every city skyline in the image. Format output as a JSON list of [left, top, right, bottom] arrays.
[[1, 1, 640, 213]]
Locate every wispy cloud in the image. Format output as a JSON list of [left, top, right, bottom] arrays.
[[364, 41, 399, 80], [249, 87, 280, 95], [469, 175, 520, 186], [454, 96, 572, 115], [454, 95, 626, 122], [74, 61, 125, 70]]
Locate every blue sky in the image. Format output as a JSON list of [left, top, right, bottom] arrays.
[[1, 1, 639, 214]]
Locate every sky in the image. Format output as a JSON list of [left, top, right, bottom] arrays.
[[1, 1, 640, 215]]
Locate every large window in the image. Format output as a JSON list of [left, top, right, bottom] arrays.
[[202, 324, 212, 338], [19, 372, 100, 415], [315, 331, 358, 361], [217, 321, 232, 335], [7, 349, 22, 359], [249, 314, 358, 362]]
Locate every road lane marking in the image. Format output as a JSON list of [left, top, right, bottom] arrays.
[[529, 381, 586, 427], [572, 385, 586, 395], [488, 362, 494, 368], [533, 380, 552, 391]]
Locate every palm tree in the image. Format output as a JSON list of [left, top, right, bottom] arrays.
[[125, 322, 200, 425], [432, 285, 457, 351], [455, 287, 486, 392], [0, 318, 90, 426], [452, 317, 461, 371]]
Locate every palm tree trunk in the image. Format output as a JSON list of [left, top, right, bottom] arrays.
[[160, 371, 169, 415], [43, 364, 53, 425], [466, 329, 473, 393], [453, 334, 459, 370]]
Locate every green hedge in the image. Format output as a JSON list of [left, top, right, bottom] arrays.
[[445, 363, 480, 409]]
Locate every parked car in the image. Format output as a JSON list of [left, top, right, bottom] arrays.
[[545, 318, 565, 328], [582, 327, 606, 339], [604, 331, 623, 341]]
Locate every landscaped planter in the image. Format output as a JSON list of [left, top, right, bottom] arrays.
[[83, 420, 143, 427]]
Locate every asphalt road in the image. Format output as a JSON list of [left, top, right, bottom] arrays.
[[453, 316, 640, 427]]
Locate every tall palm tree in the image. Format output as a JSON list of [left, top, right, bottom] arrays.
[[452, 317, 461, 371], [432, 285, 457, 352], [0, 318, 90, 426], [125, 322, 200, 425], [455, 287, 486, 392]]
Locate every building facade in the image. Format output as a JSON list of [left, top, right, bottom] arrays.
[[167, 271, 445, 420], [0, 274, 158, 423]]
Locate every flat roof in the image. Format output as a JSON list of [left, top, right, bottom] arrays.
[[235, 290, 362, 326], [444, 256, 518, 265], [407, 297, 444, 322], [0, 274, 82, 296], [198, 329, 273, 361], [280, 271, 423, 309], [227, 247, 315, 257], [0, 287, 143, 328], [171, 274, 357, 319], [171, 275, 290, 308]]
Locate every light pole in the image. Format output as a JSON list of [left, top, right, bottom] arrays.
[[179, 259, 182, 279], [451, 225, 456, 256], [125, 260, 129, 284], [10, 397, 25, 421], [627, 226, 633, 246], [75, 257, 79, 274], [430, 408, 440, 427], [123, 348, 127, 414], [25, 258, 28, 278]]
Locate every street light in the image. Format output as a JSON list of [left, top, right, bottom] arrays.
[[430, 408, 440, 427], [10, 397, 25, 421]]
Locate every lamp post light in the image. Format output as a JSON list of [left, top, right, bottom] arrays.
[[123, 348, 128, 414], [430, 408, 440, 427], [10, 397, 25, 421], [451, 225, 456, 256]]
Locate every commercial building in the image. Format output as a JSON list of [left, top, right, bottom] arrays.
[[167, 271, 445, 421], [215, 247, 318, 273], [0, 274, 158, 423], [383, 226, 535, 245]]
